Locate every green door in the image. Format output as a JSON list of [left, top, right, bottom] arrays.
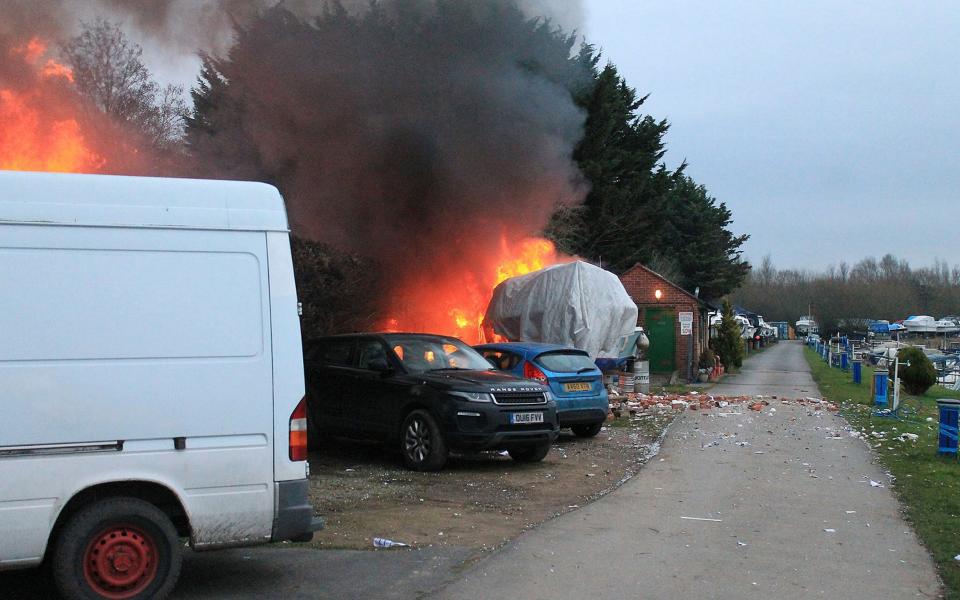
[[646, 308, 676, 373]]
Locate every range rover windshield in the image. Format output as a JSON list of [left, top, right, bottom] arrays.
[[385, 335, 493, 374]]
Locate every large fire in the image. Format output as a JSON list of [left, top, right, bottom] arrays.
[[0, 38, 104, 173], [386, 235, 568, 344]]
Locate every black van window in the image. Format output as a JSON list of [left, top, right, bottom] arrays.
[[321, 339, 355, 367]]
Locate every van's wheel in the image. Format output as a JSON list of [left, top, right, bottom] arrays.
[[571, 422, 603, 438], [508, 441, 551, 463], [401, 410, 448, 471], [52, 497, 181, 600]]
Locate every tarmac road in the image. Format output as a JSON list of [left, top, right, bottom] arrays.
[[431, 341, 942, 599]]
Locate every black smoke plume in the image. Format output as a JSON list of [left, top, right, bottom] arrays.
[[188, 2, 591, 334]]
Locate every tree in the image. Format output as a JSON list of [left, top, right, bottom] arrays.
[[891, 347, 937, 396], [62, 19, 187, 150], [292, 237, 383, 339], [658, 175, 750, 299], [712, 299, 744, 370], [547, 62, 749, 298], [733, 254, 960, 334], [547, 63, 673, 272]]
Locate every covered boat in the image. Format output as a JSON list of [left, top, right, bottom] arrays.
[[935, 319, 959, 334], [904, 315, 937, 333], [484, 260, 638, 358], [795, 315, 819, 336]]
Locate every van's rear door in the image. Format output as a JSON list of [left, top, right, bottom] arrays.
[[266, 232, 307, 483]]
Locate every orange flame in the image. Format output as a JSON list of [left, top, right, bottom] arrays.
[[14, 38, 46, 63], [41, 59, 75, 83], [1, 37, 103, 173], [386, 235, 568, 344]]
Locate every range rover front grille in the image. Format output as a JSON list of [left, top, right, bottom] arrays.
[[493, 392, 547, 405]]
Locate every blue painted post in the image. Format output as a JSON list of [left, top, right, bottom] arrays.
[[936, 399, 960, 455], [841, 352, 849, 371], [873, 371, 888, 406], [852, 359, 862, 384]]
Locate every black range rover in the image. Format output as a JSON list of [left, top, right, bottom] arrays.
[[304, 332, 559, 471]]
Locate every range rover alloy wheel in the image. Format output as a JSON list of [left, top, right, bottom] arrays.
[[400, 410, 448, 471]]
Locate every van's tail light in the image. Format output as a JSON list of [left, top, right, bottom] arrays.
[[289, 397, 308, 461], [523, 361, 548, 384]]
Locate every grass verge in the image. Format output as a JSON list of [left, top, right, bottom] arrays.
[[803, 346, 960, 598]]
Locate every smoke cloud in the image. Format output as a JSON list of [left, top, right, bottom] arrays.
[[185, 2, 591, 332], [1, 1, 590, 334]]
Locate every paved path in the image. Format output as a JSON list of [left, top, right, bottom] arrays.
[[432, 341, 941, 599]]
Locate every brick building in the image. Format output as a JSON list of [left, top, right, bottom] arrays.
[[619, 264, 709, 381]]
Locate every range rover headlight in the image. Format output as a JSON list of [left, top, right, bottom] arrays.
[[449, 391, 493, 403], [544, 390, 555, 402]]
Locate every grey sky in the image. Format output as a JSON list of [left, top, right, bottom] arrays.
[[584, 0, 960, 271]]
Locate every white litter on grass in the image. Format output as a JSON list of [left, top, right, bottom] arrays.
[[824, 528, 836, 533], [954, 554, 960, 562], [737, 541, 747, 547], [846, 510, 856, 514], [681, 516, 723, 522], [870, 480, 884, 488], [898, 433, 919, 442]]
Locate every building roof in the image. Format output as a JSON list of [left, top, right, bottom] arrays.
[[0, 170, 289, 232], [621, 263, 701, 303]]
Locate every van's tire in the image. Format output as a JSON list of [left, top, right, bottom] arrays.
[[52, 497, 182, 600], [400, 410, 448, 471], [508, 441, 551, 463], [571, 422, 603, 438]]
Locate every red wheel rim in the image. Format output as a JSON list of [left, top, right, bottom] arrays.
[[82, 523, 159, 599]]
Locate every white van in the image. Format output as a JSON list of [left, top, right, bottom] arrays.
[[0, 171, 321, 599]]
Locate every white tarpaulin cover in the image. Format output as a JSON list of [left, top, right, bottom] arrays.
[[484, 260, 639, 358]]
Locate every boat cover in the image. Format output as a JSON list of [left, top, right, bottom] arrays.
[[484, 261, 639, 358]]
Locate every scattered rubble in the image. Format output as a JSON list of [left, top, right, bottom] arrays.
[[609, 391, 840, 417]]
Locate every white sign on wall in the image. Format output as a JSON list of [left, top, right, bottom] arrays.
[[678, 311, 694, 324], [680, 322, 692, 336]]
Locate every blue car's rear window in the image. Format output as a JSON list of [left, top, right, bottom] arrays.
[[535, 351, 596, 373]]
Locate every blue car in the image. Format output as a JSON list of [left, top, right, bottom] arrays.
[[473, 342, 608, 437]]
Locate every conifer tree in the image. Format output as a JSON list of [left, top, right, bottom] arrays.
[[713, 298, 745, 370]]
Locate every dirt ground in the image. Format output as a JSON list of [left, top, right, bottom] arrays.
[[304, 410, 675, 553]]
